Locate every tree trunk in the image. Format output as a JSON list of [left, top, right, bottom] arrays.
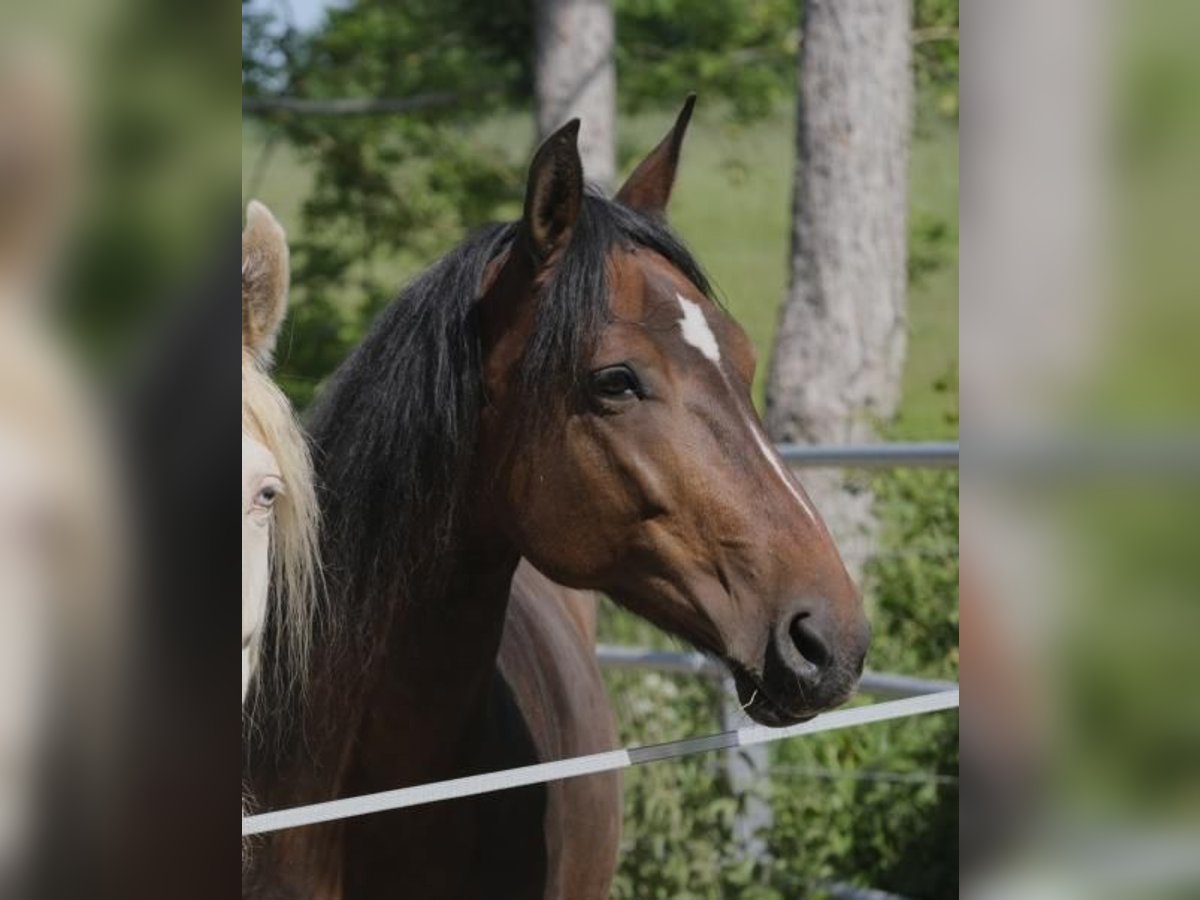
[[533, 0, 616, 191], [766, 0, 912, 577]]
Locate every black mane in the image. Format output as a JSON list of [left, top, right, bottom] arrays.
[[306, 192, 713, 647]]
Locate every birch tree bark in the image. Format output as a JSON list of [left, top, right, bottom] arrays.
[[766, 0, 912, 577], [533, 0, 617, 191]]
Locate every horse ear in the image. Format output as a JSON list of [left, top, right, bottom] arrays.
[[614, 94, 696, 216], [522, 119, 584, 264], [242, 200, 289, 363]]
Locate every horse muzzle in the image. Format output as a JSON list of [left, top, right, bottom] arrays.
[[730, 601, 870, 726]]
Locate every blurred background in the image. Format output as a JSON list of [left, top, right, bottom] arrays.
[[243, 1, 960, 897], [3, 1, 237, 898], [961, 0, 1200, 897], [0, 0, 1196, 895]]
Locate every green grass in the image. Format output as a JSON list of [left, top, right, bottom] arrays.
[[900, 116, 959, 438], [242, 131, 312, 237], [243, 104, 957, 434]]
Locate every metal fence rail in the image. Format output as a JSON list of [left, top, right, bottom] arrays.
[[790, 437, 1200, 474], [242, 690, 959, 836], [776, 441, 959, 468], [596, 645, 956, 701], [242, 437, 962, 885]]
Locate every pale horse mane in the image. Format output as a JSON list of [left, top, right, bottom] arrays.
[[241, 349, 321, 707]]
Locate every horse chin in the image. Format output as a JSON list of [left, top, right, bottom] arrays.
[[729, 665, 819, 727]]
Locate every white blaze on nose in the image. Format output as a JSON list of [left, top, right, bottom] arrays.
[[675, 293, 721, 364], [747, 421, 816, 520], [673, 291, 816, 521]]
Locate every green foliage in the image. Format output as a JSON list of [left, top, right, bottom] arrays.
[[243, 2, 959, 893], [763, 469, 959, 896], [598, 596, 747, 898], [246, 0, 804, 406], [618, 0, 796, 121], [867, 470, 960, 679], [244, 0, 959, 410], [245, 0, 534, 406], [913, 0, 960, 128], [898, 111, 959, 440], [278, 114, 523, 406], [601, 469, 959, 898], [605, 670, 746, 899], [60, 0, 237, 370]]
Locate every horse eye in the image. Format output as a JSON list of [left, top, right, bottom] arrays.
[[590, 365, 642, 400], [255, 481, 283, 509]]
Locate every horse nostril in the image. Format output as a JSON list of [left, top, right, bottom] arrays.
[[788, 613, 831, 670]]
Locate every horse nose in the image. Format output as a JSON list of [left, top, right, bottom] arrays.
[[775, 608, 831, 681], [774, 602, 870, 684], [787, 611, 830, 674]]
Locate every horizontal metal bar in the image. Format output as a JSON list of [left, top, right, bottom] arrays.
[[773, 436, 1200, 474], [596, 645, 955, 699], [243, 691, 959, 835], [775, 442, 959, 468], [855, 671, 958, 700], [967, 434, 1200, 478]]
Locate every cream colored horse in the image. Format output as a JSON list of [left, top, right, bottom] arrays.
[[241, 201, 319, 707], [0, 48, 123, 887]]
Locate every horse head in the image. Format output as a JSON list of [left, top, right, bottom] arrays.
[[474, 100, 870, 726]]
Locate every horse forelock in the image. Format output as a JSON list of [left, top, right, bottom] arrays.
[[241, 354, 321, 706]]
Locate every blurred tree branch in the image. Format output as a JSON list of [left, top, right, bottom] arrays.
[[242, 91, 484, 117]]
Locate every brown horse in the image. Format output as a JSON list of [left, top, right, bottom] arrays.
[[244, 98, 870, 899]]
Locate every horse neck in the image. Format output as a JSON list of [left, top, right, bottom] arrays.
[[248, 518, 522, 892], [340, 508, 522, 789], [391, 526, 519, 731]]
